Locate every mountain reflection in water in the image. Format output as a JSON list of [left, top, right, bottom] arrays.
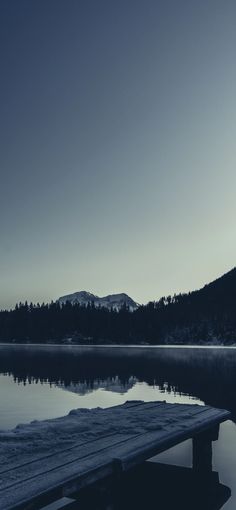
[[1, 345, 236, 421]]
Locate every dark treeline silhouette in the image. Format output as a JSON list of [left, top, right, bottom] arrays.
[[1, 267, 236, 345]]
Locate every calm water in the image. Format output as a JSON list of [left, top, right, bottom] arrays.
[[1, 344, 236, 509]]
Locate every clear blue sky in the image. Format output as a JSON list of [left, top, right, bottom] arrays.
[[0, 0, 236, 309]]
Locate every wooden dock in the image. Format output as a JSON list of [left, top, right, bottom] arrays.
[[0, 401, 231, 510]]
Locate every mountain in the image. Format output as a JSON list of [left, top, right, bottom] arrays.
[[58, 291, 139, 311]]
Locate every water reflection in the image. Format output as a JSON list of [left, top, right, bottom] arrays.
[[0, 345, 235, 510], [58, 375, 138, 396], [1, 345, 236, 421]]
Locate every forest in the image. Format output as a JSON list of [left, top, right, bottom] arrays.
[[1, 268, 236, 345], [0, 289, 235, 346]]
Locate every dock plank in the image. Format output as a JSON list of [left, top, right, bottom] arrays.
[[0, 401, 231, 510]]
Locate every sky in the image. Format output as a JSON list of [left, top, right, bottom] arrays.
[[0, 0, 236, 309]]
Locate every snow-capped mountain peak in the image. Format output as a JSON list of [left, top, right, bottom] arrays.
[[58, 291, 139, 311]]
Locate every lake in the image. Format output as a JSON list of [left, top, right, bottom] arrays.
[[0, 344, 236, 509]]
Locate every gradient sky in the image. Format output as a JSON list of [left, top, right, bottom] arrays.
[[0, 0, 236, 309]]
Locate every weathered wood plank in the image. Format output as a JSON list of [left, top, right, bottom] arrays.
[[0, 404, 211, 484], [0, 402, 198, 478], [1, 454, 117, 510], [0, 401, 231, 510], [110, 409, 230, 470], [0, 433, 135, 488]]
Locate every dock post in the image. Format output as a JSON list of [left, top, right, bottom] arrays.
[[192, 425, 219, 474]]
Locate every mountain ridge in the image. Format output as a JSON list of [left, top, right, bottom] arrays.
[[58, 290, 139, 311]]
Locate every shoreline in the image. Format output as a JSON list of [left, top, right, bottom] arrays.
[[0, 342, 236, 349]]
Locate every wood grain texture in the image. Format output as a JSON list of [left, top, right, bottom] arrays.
[[0, 401, 230, 510]]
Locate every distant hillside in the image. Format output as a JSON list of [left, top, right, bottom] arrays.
[[172, 267, 236, 315], [58, 290, 139, 311], [198, 267, 236, 304], [156, 267, 236, 345]]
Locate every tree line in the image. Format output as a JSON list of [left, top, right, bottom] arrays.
[[0, 284, 236, 344]]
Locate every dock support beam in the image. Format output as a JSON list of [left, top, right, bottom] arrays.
[[192, 425, 219, 474]]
